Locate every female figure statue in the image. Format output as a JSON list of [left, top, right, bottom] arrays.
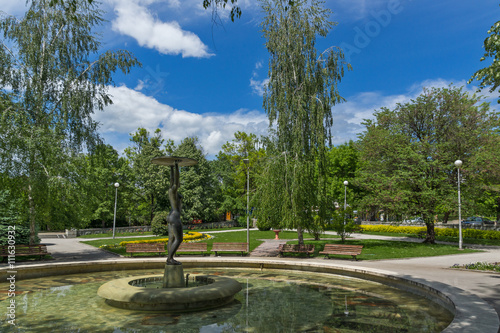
[[166, 161, 183, 265]]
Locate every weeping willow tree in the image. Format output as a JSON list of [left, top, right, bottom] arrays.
[[255, 0, 350, 244], [0, 0, 139, 243]]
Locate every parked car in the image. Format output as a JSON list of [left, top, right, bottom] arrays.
[[403, 217, 424, 224], [461, 217, 494, 226]]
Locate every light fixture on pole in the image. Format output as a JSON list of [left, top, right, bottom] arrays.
[[243, 159, 250, 253], [113, 182, 120, 239], [343, 180, 348, 225], [454, 160, 463, 250]]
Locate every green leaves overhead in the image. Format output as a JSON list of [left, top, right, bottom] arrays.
[[0, 0, 139, 242]]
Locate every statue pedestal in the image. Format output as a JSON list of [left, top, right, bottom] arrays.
[[163, 263, 185, 288]]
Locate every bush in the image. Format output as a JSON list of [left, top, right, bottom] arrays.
[[359, 224, 500, 240], [0, 224, 39, 245], [151, 211, 169, 236]]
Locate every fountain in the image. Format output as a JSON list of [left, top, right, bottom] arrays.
[[97, 156, 242, 312]]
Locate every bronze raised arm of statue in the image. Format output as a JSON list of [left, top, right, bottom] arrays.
[[151, 156, 197, 265]]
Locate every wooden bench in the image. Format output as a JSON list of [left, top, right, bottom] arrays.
[[278, 244, 315, 257], [211, 242, 248, 256], [177, 242, 208, 256], [319, 244, 363, 260], [0, 244, 50, 261], [125, 243, 164, 257]]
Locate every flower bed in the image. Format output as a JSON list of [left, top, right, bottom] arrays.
[[118, 231, 211, 247], [359, 225, 500, 240]]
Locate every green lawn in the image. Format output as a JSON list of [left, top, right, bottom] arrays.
[[82, 229, 479, 259]]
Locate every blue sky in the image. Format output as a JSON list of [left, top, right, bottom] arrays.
[[4, 0, 500, 158]]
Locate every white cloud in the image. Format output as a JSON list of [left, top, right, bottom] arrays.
[[94, 85, 269, 157], [95, 79, 498, 157], [109, 0, 213, 58], [330, 79, 499, 145]]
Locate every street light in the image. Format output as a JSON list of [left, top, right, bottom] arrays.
[[113, 182, 120, 239], [243, 159, 250, 253], [454, 160, 463, 250], [343, 180, 348, 221]]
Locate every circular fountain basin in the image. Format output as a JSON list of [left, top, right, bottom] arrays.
[[97, 274, 242, 312]]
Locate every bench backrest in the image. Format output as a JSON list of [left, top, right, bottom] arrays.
[[0, 244, 48, 255], [126, 243, 164, 251], [178, 243, 207, 251], [212, 242, 247, 251], [323, 244, 363, 253]]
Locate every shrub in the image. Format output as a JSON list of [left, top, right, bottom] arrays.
[[359, 224, 500, 240], [0, 224, 39, 246], [151, 211, 169, 236]]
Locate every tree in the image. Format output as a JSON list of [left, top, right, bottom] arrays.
[[203, 0, 295, 22], [356, 86, 499, 243], [125, 128, 170, 225], [215, 131, 265, 224], [0, 0, 139, 243], [469, 11, 500, 103], [326, 141, 360, 215], [173, 137, 219, 223], [256, 0, 350, 244]]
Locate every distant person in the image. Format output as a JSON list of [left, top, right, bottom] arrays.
[[166, 162, 183, 265]]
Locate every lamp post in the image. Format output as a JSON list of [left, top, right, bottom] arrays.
[[243, 159, 250, 253], [112, 182, 119, 239], [454, 160, 463, 250], [343, 180, 348, 225]]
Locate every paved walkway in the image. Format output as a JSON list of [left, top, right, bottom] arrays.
[[5, 231, 500, 332]]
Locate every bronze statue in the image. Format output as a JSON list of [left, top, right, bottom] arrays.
[[151, 156, 197, 266], [167, 162, 183, 265]]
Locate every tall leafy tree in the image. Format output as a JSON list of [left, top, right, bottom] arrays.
[[0, 0, 139, 243], [125, 128, 170, 225], [257, 0, 350, 244], [356, 86, 499, 242], [215, 131, 265, 223], [174, 137, 218, 222]]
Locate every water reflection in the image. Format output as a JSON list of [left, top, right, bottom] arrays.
[[0, 268, 451, 332]]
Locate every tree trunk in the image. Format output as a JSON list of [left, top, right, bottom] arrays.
[[424, 223, 436, 244], [28, 184, 36, 245], [442, 211, 450, 224], [297, 225, 304, 245]]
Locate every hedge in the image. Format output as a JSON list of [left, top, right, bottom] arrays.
[[118, 231, 211, 247], [359, 225, 500, 240]]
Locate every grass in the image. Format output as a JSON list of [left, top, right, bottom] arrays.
[[81, 228, 480, 260], [300, 239, 478, 260]]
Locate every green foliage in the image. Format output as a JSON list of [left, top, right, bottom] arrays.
[[0, 224, 39, 246], [125, 128, 170, 225], [469, 16, 500, 102], [356, 86, 500, 242], [151, 211, 169, 236], [174, 137, 219, 222], [0, 0, 139, 242], [326, 208, 356, 242], [259, 0, 350, 244], [215, 131, 265, 218]]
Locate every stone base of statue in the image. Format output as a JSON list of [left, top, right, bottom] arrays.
[[163, 263, 185, 288]]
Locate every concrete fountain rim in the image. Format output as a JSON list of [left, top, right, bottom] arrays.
[[2, 257, 498, 332]]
